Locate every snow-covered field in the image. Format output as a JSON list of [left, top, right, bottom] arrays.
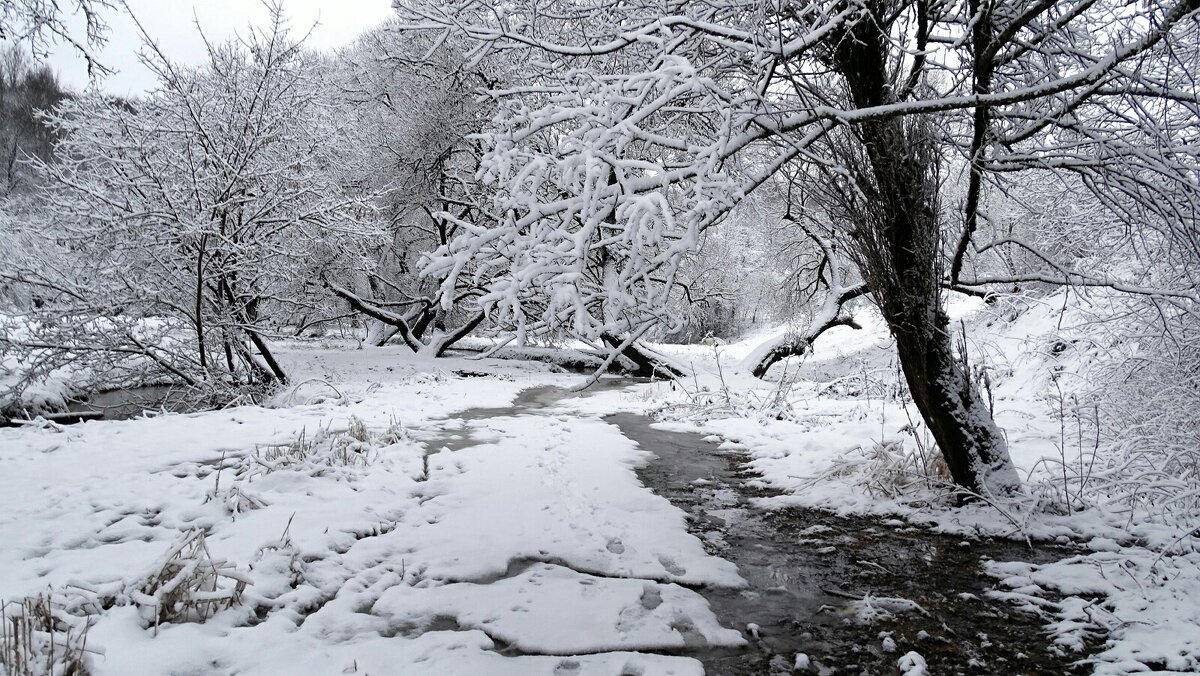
[[2, 296, 1198, 674], [1, 348, 745, 675]]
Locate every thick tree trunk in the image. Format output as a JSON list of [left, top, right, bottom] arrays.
[[424, 311, 486, 358], [830, 15, 1021, 497], [364, 320, 398, 347], [890, 302, 1020, 497]]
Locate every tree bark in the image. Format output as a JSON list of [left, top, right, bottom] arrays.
[[830, 13, 1021, 497]]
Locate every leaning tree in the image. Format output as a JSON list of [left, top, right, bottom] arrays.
[[396, 0, 1200, 496]]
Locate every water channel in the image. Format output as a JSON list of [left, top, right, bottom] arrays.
[[432, 382, 1087, 675], [20, 378, 1086, 673]]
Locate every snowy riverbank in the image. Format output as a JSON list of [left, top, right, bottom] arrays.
[[2, 302, 1197, 674]]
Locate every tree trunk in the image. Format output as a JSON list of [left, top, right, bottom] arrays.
[[830, 14, 1021, 497], [890, 301, 1020, 497], [601, 334, 684, 379]]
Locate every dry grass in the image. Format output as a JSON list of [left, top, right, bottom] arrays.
[[254, 416, 382, 473], [802, 439, 952, 503], [127, 530, 249, 635], [1, 594, 96, 676], [260, 425, 321, 467], [207, 415, 405, 517]]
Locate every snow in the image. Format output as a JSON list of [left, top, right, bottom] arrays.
[[897, 651, 929, 675], [3, 291, 1197, 674], [372, 563, 744, 654], [0, 346, 735, 675], [987, 548, 1200, 673], [793, 652, 811, 670]]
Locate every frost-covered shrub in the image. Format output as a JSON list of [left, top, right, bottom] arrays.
[[1086, 305, 1200, 525]]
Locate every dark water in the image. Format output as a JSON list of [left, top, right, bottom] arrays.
[[611, 414, 1088, 676], [414, 381, 1089, 674], [1, 385, 197, 426], [65, 384, 196, 420]]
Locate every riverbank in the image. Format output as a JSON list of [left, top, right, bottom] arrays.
[[2, 338, 1196, 674]]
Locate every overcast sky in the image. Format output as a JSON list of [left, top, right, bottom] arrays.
[[44, 0, 395, 95]]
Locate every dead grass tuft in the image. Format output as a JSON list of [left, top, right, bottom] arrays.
[[803, 439, 953, 504], [127, 530, 249, 635], [1, 594, 98, 676]]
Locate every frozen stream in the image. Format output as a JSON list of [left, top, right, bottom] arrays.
[[426, 382, 1088, 675]]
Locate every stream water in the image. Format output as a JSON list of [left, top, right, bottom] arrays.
[[21, 378, 1084, 673], [0, 385, 198, 426], [64, 385, 197, 420], [613, 414, 1085, 675], [427, 382, 1088, 675]]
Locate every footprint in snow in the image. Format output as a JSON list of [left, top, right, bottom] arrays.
[[657, 555, 686, 576]]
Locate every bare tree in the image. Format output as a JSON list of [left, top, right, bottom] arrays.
[[1, 5, 383, 402], [0, 0, 111, 76], [394, 0, 1200, 496], [0, 45, 69, 195], [322, 22, 494, 354]]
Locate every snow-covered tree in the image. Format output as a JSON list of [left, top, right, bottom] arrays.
[[395, 0, 1200, 496], [319, 22, 496, 354], [0, 0, 111, 75], [0, 5, 383, 401], [0, 46, 69, 195]]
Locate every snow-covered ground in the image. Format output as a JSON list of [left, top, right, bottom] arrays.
[[1, 348, 740, 675], [2, 295, 1197, 674], [623, 293, 1200, 675]]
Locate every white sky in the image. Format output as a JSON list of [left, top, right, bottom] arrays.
[[43, 0, 396, 95]]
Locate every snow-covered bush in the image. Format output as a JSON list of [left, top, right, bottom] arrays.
[[1083, 300, 1200, 526]]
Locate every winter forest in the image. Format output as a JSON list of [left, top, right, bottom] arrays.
[[0, 0, 1198, 673]]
